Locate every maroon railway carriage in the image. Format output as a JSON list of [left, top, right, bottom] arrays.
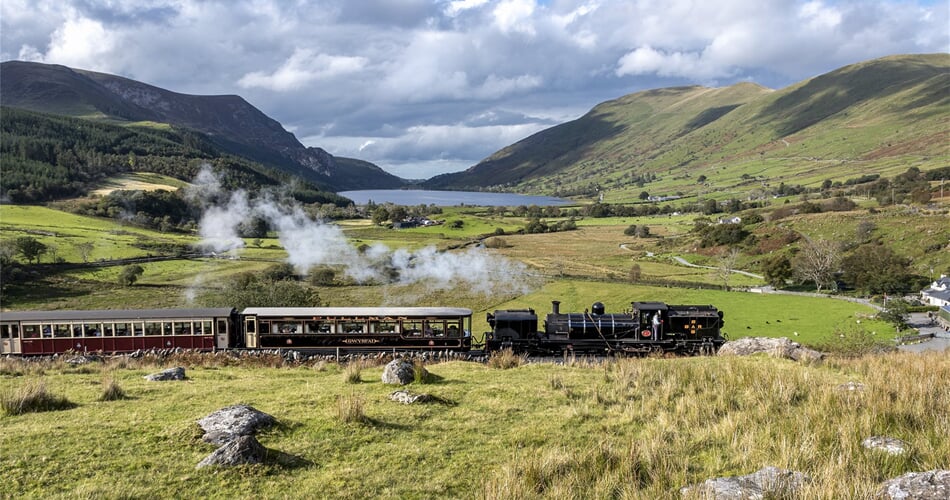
[[0, 308, 236, 355]]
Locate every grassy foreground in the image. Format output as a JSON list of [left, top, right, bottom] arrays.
[[1, 352, 947, 498]]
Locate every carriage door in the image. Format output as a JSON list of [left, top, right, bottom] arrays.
[[244, 316, 258, 348], [215, 319, 230, 349], [1, 323, 21, 354]]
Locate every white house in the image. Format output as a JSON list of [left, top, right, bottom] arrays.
[[920, 275, 950, 307]]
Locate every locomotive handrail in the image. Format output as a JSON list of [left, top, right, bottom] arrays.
[[585, 312, 615, 354]]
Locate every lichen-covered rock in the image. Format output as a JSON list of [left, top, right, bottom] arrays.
[[144, 366, 186, 381], [876, 470, 950, 499], [718, 337, 824, 362], [198, 405, 276, 445], [862, 436, 909, 456], [680, 466, 810, 499], [389, 390, 433, 404], [196, 435, 266, 468], [381, 359, 415, 385]]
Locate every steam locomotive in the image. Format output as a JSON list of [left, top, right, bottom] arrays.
[[485, 300, 726, 355], [0, 299, 725, 357]]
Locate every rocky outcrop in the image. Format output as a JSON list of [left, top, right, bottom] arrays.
[[680, 466, 810, 499], [197, 405, 277, 446], [196, 435, 267, 468], [718, 337, 824, 362], [389, 390, 434, 405], [144, 366, 186, 381], [862, 436, 909, 456], [876, 470, 950, 499], [381, 359, 416, 385]]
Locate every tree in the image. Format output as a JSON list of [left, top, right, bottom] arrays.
[[841, 244, 912, 295], [371, 206, 390, 225], [14, 236, 47, 264], [638, 191, 650, 200], [762, 254, 793, 288], [624, 224, 638, 236], [715, 248, 740, 290], [878, 298, 910, 331], [635, 225, 651, 238], [118, 265, 144, 286], [74, 242, 95, 263], [793, 238, 842, 292], [628, 263, 642, 283], [203, 275, 320, 310]]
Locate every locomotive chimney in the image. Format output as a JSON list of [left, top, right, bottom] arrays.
[[592, 302, 605, 315], [551, 300, 560, 315]]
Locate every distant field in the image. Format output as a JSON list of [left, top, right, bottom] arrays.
[[89, 172, 187, 197]]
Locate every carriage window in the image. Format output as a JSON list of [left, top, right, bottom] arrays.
[[115, 323, 131, 336], [373, 321, 398, 334], [103, 323, 115, 336], [82, 323, 102, 337], [133, 323, 144, 336], [273, 322, 302, 334], [200, 321, 213, 335], [53, 324, 71, 338], [427, 321, 444, 337], [23, 325, 40, 338], [144, 322, 162, 335], [445, 320, 462, 337], [217, 319, 228, 334], [341, 321, 365, 334], [11, 324, 19, 338], [306, 321, 330, 334], [0, 326, 9, 339], [174, 322, 193, 335], [403, 320, 423, 336]]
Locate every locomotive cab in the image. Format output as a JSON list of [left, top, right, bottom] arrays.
[[633, 302, 668, 339]]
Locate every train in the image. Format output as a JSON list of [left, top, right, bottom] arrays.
[[0, 299, 726, 356]]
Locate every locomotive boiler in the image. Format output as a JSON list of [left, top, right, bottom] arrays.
[[485, 300, 726, 355]]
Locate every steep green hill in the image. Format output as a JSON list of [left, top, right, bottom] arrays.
[[0, 106, 349, 205], [427, 54, 949, 202], [0, 61, 406, 191]]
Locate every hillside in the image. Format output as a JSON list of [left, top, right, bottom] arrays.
[[426, 54, 949, 201], [0, 61, 406, 191]]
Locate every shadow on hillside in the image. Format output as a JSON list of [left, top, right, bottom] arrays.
[[761, 59, 948, 137]]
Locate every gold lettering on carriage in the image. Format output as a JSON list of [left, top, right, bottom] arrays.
[[342, 338, 381, 344]]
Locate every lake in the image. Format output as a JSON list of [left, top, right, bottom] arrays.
[[339, 189, 572, 207]]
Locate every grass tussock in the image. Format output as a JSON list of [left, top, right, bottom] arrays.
[[337, 393, 366, 424], [1, 380, 75, 415], [487, 348, 527, 369], [98, 376, 128, 401], [343, 361, 363, 384]]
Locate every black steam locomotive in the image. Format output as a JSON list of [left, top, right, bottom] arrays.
[[485, 300, 726, 355]]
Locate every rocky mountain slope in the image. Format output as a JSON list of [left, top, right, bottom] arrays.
[[0, 61, 405, 191]]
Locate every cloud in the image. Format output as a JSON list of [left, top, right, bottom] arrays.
[[238, 48, 368, 91], [3, 0, 947, 179]]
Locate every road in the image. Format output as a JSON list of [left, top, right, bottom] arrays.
[[898, 312, 950, 353]]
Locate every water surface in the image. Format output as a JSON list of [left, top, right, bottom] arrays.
[[340, 189, 570, 207]]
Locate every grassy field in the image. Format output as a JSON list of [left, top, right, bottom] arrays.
[[1, 352, 946, 498]]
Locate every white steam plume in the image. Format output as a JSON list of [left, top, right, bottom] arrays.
[[190, 166, 532, 295]]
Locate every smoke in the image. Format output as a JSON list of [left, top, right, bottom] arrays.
[[188, 165, 533, 296]]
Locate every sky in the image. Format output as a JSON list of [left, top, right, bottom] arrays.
[[2, 1, 947, 180]]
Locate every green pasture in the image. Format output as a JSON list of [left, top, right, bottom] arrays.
[[2, 352, 946, 498]]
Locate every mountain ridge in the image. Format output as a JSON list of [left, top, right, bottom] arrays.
[[426, 53, 949, 202], [0, 60, 406, 192]]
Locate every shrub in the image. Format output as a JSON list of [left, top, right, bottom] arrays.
[[2, 381, 75, 415], [413, 360, 432, 384]]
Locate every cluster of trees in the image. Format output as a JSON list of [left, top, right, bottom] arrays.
[[0, 107, 349, 208], [524, 217, 577, 234], [369, 202, 444, 225], [759, 238, 923, 295], [199, 263, 321, 310]]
